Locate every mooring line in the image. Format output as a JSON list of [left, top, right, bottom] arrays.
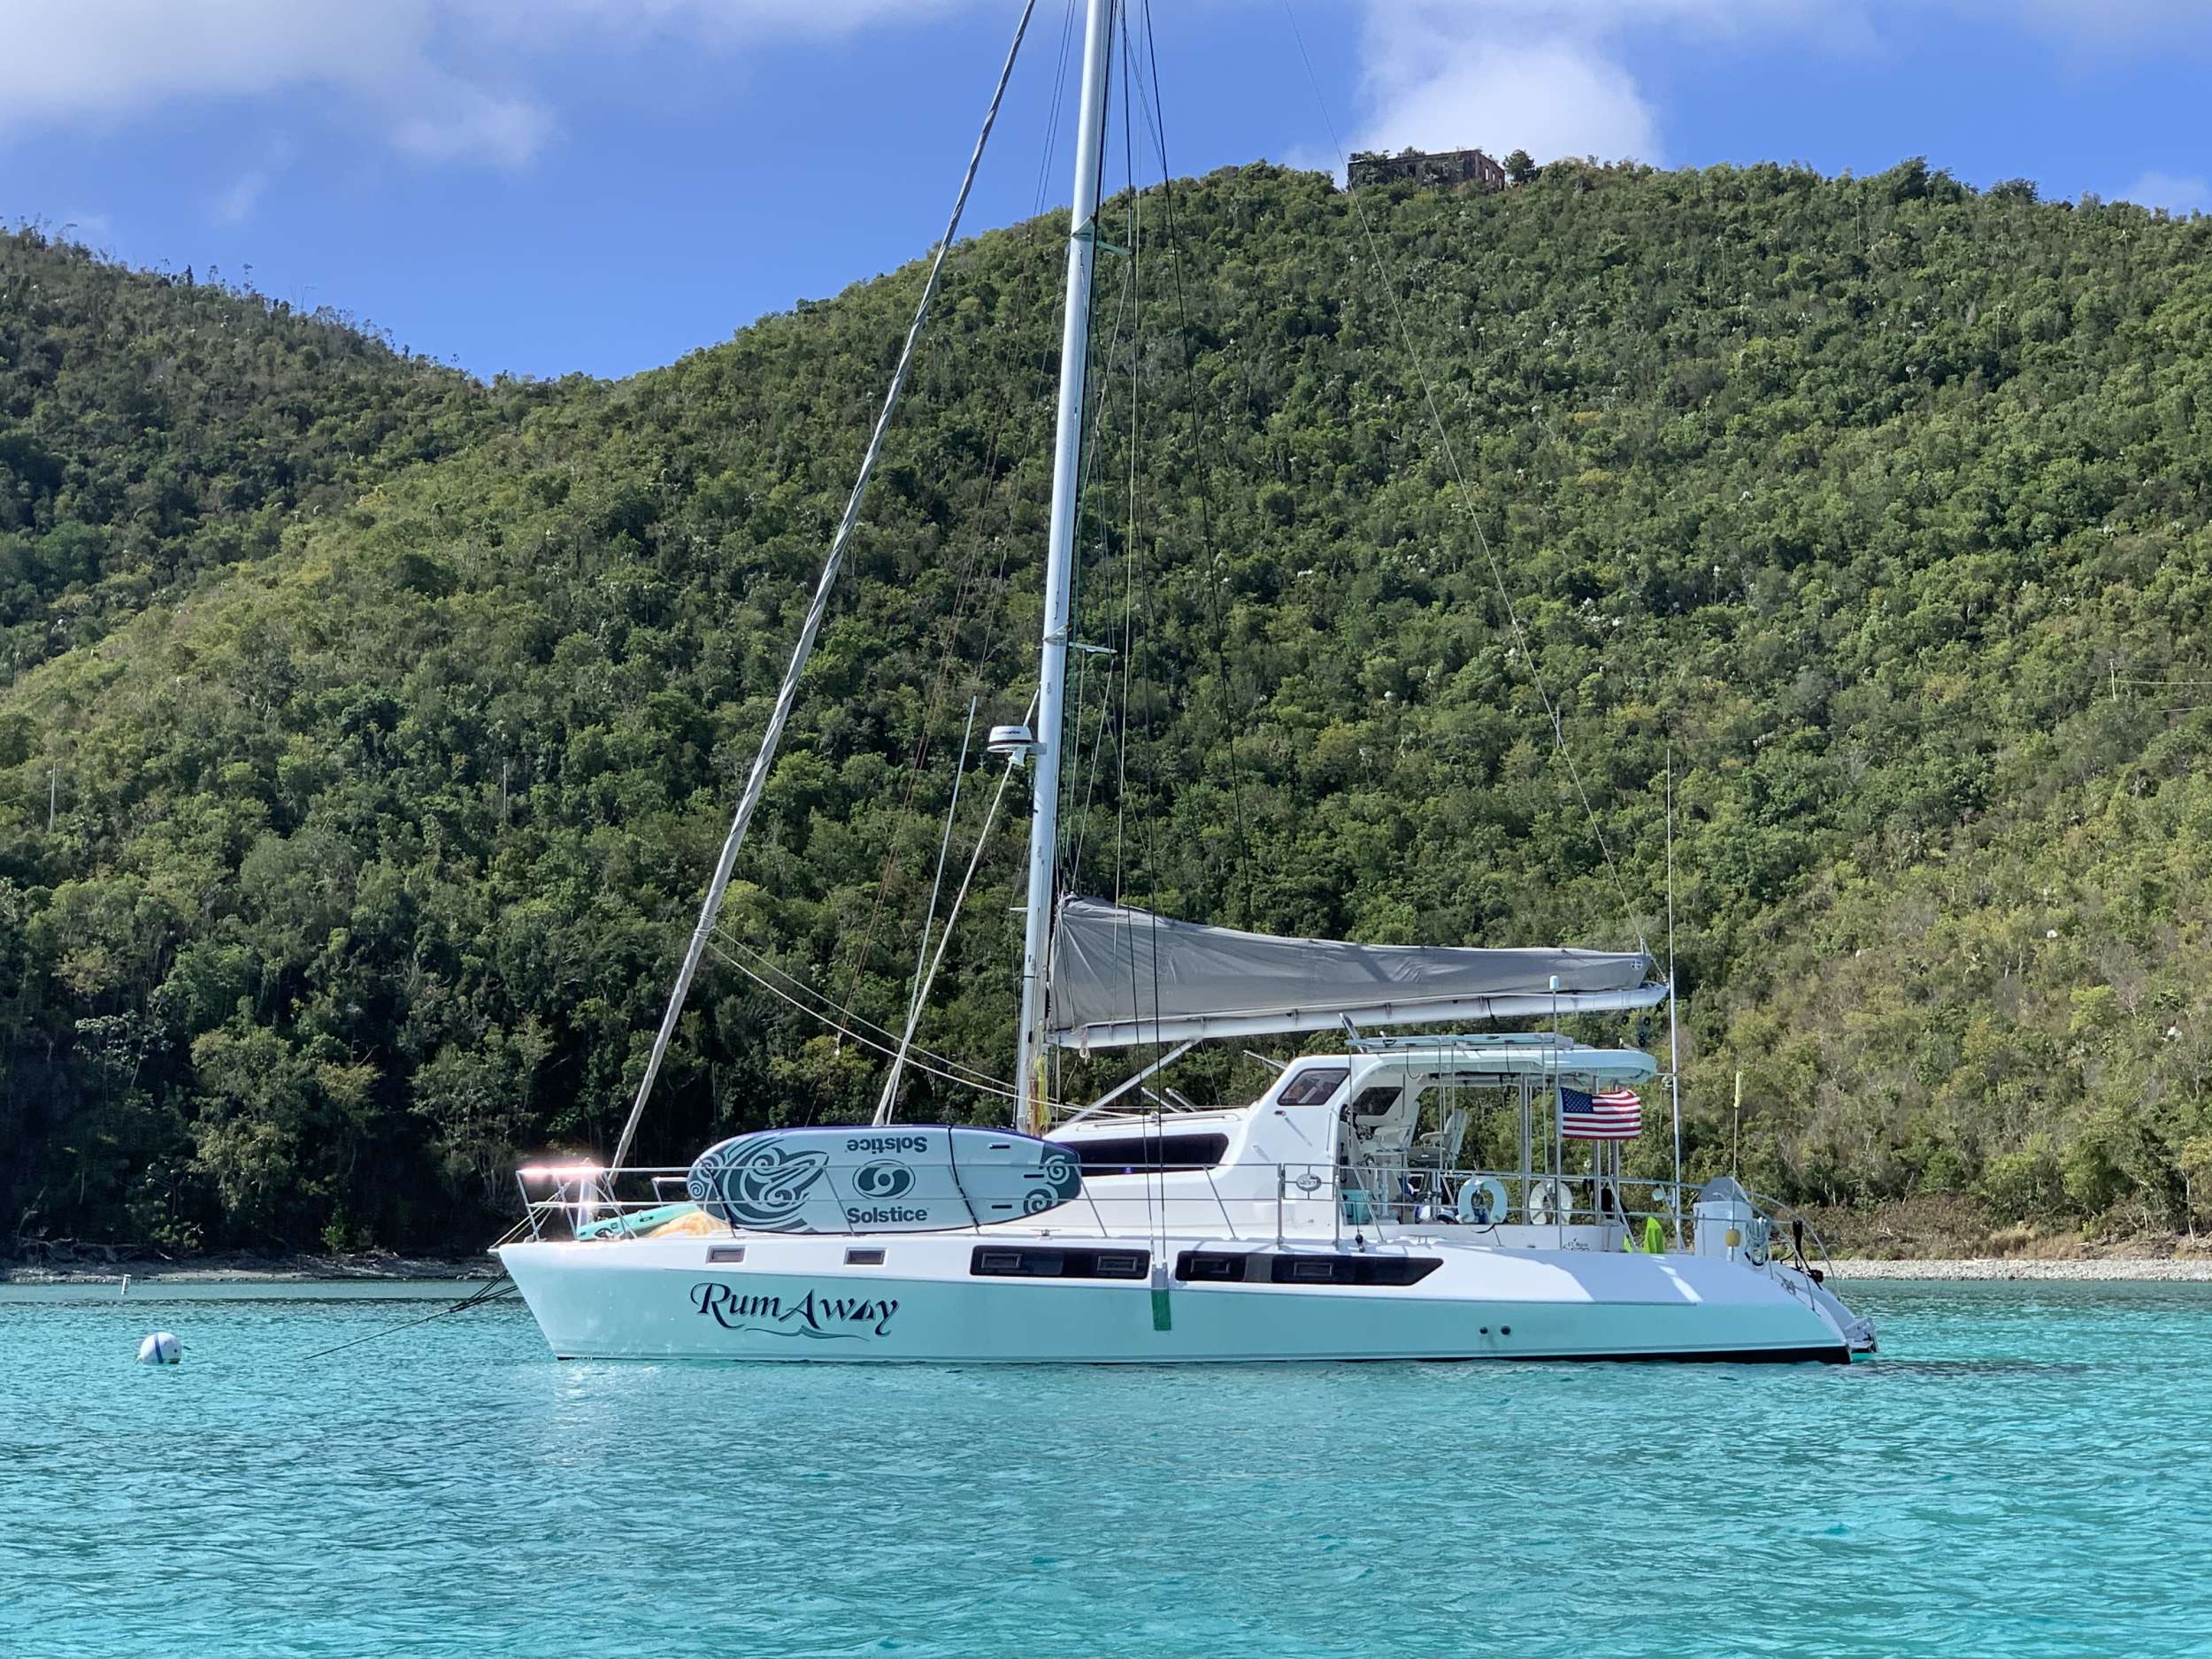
[[296, 1275, 518, 1363]]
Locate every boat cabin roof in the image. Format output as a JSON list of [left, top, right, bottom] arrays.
[[1051, 1035, 1658, 1140]]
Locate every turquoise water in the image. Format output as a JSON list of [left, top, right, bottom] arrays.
[[5, 1279, 2209, 1657]]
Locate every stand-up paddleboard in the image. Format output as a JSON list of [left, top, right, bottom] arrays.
[[687, 1125, 1084, 1233]]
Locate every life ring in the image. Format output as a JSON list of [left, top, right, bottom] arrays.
[[1455, 1176, 1509, 1226], [1525, 1178, 1566, 1225]]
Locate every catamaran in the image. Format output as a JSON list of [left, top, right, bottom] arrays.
[[497, 0, 1876, 1364]]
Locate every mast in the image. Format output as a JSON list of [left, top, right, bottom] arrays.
[[1014, 0, 1115, 1135]]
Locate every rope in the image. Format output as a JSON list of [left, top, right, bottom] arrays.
[[1279, 2, 1647, 954], [876, 723, 1032, 1123], [296, 1276, 518, 1363], [874, 699, 979, 1121], [711, 933, 1010, 1093], [707, 939, 1023, 1102], [1140, 0, 1256, 929]]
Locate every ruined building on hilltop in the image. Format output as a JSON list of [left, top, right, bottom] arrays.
[[1346, 147, 1509, 192]]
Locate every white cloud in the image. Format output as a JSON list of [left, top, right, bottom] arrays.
[[1346, 2, 1859, 169], [213, 168, 268, 226], [2120, 170, 2211, 215], [1338, 0, 2212, 175], [388, 81, 553, 169], [1355, 30, 1661, 165], [0, 0, 953, 168]]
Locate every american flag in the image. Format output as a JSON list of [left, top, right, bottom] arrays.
[[1559, 1086, 1643, 1141]]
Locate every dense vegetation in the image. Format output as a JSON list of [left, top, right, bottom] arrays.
[[8, 158, 2212, 1256], [0, 227, 548, 681]]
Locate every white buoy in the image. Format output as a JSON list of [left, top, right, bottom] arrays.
[[136, 1332, 182, 1365], [119, 1274, 129, 1298]]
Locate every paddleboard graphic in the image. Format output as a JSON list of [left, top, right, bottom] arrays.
[[687, 1126, 1084, 1233]]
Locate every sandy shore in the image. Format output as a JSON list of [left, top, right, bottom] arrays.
[[1832, 1256, 2212, 1281]]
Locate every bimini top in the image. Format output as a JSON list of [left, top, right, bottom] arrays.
[[1047, 898, 1666, 1052]]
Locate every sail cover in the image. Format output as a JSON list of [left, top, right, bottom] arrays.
[[1047, 898, 1663, 1051]]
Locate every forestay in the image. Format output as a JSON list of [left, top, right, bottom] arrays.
[[1047, 899, 1665, 1051]]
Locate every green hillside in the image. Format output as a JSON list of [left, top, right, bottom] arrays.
[[0, 227, 548, 682], [8, 159, 2212, 1256]]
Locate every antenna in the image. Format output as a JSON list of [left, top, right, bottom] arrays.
[[1732, 1068, 1744, 1179]]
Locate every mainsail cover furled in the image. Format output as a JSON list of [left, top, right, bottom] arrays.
[[1047, 898, 1664, 1051]]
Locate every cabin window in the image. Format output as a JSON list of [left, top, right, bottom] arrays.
[[844, 1248, 887, 1266], [969, 1246, 1150, 1280], [1172, 1249, 1440, 1286], [1267, 1253, 1441, 1287], [1348, 1085, 1402, 1119], [705, 1245, 747, 1264], [1276, 1066, 1349, 1107], [1174, 1250, 1253, 1282], [1071, 1133, 1229, 1175]]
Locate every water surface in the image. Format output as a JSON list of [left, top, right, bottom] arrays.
[[4, 1279, 2208, 1656]]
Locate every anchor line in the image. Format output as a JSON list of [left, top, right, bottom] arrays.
[[296, 1275, 518, 1363]]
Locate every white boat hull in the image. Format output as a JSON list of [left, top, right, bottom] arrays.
[[498, 1232, 1860, 1363]]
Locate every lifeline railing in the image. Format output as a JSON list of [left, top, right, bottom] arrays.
[[1306, 1164, 1693, 1251], [512, 1157, 1768, 1256], [507, 1153, 1839, 1293], [513, 1164, 695, 1241]]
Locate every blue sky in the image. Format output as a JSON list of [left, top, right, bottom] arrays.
[[4, 1, 2208, 382]]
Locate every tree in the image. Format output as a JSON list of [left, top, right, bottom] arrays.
[[13, 159, 2212, 1256], [1504, 149, 1538, 186]]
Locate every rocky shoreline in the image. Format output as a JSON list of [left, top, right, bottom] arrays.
[[2, 1253, 500, 1286], [1830, 1256, 2212, 1282]]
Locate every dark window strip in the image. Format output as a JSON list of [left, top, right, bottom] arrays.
[[1174, 1249, 1441, 1287], [969, 1246, 1151, 1280]]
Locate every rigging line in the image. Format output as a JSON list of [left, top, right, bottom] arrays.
[[828, 387, 1029, 1037], [1064, 242, 1135, 884], [1141, 0, 1255, 929], [1070, 621, 1122, 881], [828, 296, 1046, 1032], [1665, 741, 1685, 1245], [296, 1277, 518, 1363], [876, 734, 1031, 1124], [1033, 0, 1081, 219], [610, 0, 1041, 1172], [1279, 2, 1647, 956], [1116, 5, 1144, 920], [712, 931, 1007, 1090], [1112, 11, 1172, 1077], [876, 698, 979, 1122], [996, 0, 1083, 672], [1113, 5, 1145, 1036], [1062, 104, 1145, 897], [834, 5, 1080, 1042], [708, 939, 1025, 1102], [964, 20, 1091, 689], [1057, 0, 1118, 910]]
